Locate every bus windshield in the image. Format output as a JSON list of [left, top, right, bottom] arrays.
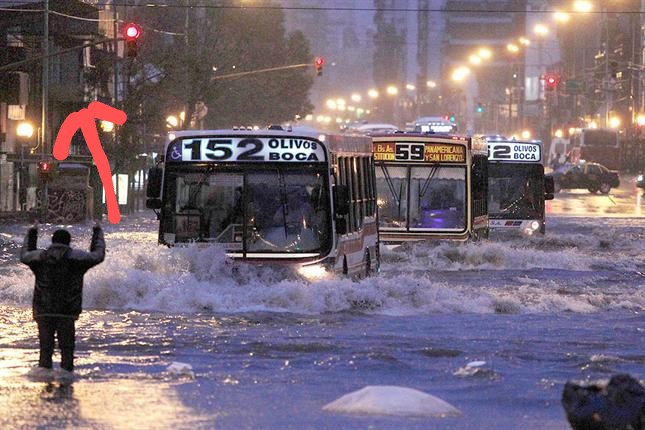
[[376, 165, 466, 231], [164, 167, 331, 254], [488, 164, 544, 219]]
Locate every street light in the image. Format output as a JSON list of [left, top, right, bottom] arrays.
[[609, 117, 621, 129], [166, 115, 179, 128], [100, 120, 115, 133], [533, 23, 549, 37], [405, 83, 416, 91], [521, 130, 531, 139], [426, 80, 437, 88], [637, 114, 645, 127], [573, 0, 593, 13], [469, 54, 482, 66], [554, 129, 563, 138], [477, 48, 492, 60], [350, 93, 362, 103], [553, 11, 570, 23], [16, 121, 35, 138], [368, 89, 379, 99], [519, 37, 531, 46], [326, 99, 337, 110], [451, 66, 471, 82], [507, 43, 520, 53], [386, 85, 398, 96]]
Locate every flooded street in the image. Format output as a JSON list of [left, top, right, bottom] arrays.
[[0, 178, 643, 429]]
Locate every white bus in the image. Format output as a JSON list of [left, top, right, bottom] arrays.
[[146, 127, 379, 278], [371, 132, 489, 242], [487, 139, 554, 235]]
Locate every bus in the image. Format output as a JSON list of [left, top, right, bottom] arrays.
[[145, 127, 379, 278], [487, 139, 554, 235], [407, 116, 457, 134], [371, 132, 488, 243]]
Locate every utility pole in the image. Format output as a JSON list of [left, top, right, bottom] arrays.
[[416, 0, 429, 119], [41, 0, 49, 155]]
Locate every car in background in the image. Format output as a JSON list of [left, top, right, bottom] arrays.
[[348, 123, 399, 135], [547, 162, 620, 194], [637, 174, 645, 189]]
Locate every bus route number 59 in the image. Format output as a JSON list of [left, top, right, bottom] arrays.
[[395, 143, 425, 161]]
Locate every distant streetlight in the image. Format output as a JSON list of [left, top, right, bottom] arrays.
[[386, 85, 398, 96], [553, 11, 570, 23], [519, 37, 531, 46], [469, 54, 482, 65], [451, 66, 471, 82], [100, 120, 115, 133], [305, 114, 313, 121], [335, 98, 346, 107], [368, 89, 379, 98], [477, 48, 492, 59], [588, 121, 598, 129], [573, 0, 593, 13], [521, 130, 531, 139], [405, 83, 416, 91], [347, 106, 356, 112], [637, 114, 645, 126], [426, 80, 437, 88], [507, 43, 520, 53], [568, 127, 576, 136], [533, 24, 549, 37], [166, 115, 179, 128], [326, 99, 337, 110], [609, 117, 621, 129], [16, 121, 35, 138], [350, 93, 362, 103], [554, 129, 563, 138]]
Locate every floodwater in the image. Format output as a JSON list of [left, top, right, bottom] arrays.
[[0, 177, 642, 429]]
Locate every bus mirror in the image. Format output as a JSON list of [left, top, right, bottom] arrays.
[[544, 175, 555, 200], [333, 184, 350, 216], [146, 198, 162, 209], [146, 167, 162, 199]]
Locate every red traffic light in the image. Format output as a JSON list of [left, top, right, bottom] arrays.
[[314, 56, 324, 76], [124, 23, 142, 40], [544, 74, 559, 90], [38, 160, 53, 174]]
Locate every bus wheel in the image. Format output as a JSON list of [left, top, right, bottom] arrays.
[[364, 251, 372, 278], [599, 183, 611, 194]]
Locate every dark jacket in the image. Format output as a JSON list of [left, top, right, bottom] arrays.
[[20, 227, 105, 319]]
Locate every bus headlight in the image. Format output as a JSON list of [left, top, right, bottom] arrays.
[[297, 264, 329, 281], [530, 221, 540, 231]]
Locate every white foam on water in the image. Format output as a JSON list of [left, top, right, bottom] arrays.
[[322, 385, 461, 417], [1, 215, 643, 315]]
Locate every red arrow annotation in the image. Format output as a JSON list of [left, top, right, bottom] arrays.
[[53, 102, 127, 224]]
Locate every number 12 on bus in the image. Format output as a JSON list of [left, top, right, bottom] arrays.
[[146, 128, 379, 279]]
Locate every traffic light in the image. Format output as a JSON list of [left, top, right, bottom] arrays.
[[38, 160, 54, 179], [449, 114, 456, 122], [476, 103, 484, 114], [124, 23, 142, 58], [314, 56, 324, 76], [544, 74, 560, 91]]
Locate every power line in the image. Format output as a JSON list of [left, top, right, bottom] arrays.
[[0, 1, 641, 14]]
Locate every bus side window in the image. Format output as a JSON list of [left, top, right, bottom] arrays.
[[353, 157, 363, 229]]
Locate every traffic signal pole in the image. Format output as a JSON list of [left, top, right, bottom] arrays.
[[42, 0, 49, 155]]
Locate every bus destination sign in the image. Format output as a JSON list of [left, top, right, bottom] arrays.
[[374, 142, 466, 163], [167, 137, 327, 163], [488, 142, 541, 162]]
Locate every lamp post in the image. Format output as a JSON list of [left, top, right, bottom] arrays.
[[16, 121, 35, 211]]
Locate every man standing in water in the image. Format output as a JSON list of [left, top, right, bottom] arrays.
[[20, 221, 105, 373]]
